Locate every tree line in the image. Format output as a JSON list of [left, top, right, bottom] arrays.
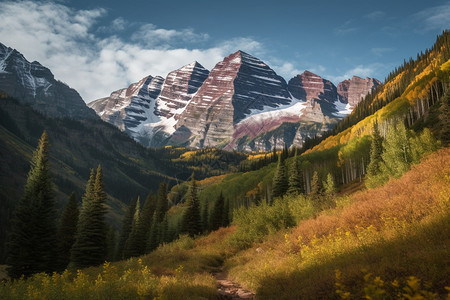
[[6, 132, 232, 278]]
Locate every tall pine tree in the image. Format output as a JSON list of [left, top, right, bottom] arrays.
[[210, 192, 224, 231], [56, 192, 79, 272], [222, 198, 230, 227], [323, 173, 336, 202], [272, 155, 288, 199], [124, 197, 141, 259], [135, 194, 156, 255], [181, 174, 202, 237], [287, 150, 304, 195], [309, 171, 321, 199], [117, 198, 137, 260], [147, 213, 160, 252], [70, 165, 107, 269], [7, 131, 57, 278], [155, 182, 168, 223], [366, 122, 385, 187], [201, 201, 209, 232]]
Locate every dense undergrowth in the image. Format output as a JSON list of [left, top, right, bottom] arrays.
[[0, 148, 449, 299], [227, 147, 450, 299]]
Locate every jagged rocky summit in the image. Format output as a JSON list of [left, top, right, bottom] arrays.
[[0, 42, 96, 119], [87, 51, 380, 151]]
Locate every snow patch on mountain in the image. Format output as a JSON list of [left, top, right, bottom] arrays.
[[239, 97, 307, 125], [332, 99, 353, 117]]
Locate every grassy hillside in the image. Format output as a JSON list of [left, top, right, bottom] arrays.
[[1, 147, 448, 299], [177, 31, 450, 214], [227, 147, 450, 298]]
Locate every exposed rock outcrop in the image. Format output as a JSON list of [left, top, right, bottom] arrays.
[[337, 76, 381, 107], [0, 42, 96, 119]]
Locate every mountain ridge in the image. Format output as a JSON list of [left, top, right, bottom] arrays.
[[0, 42, 97, 120], [90, 50, 380, 151]]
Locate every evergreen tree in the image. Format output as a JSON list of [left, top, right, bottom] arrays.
[[201, 201, 209, 232], [91, 165, 108, 263], [136, 193, 156, 254], [155, 182, 168, 223], [7, 131, 57, 278], [181, 174, 202, 237], [287, 150, 304, 195], [211, 192, 224, 231], [160, 215, 169, 244], [70, 169, 95, 268], [147, 213, 159, 252], [222, 198, 230, 227], [272, 155, 288, 199], [367, 123, 384, 176], [124, 197, 141, 259], [366, 123, 386, 188], [56, 192, 79, 272], [309, 171, 321, 199], [323, 173, 336, 200], [382, 121, 411, 178], [105, 225, 118, 262], [117, 198, 136, 260], [70, 165, 108, 269]]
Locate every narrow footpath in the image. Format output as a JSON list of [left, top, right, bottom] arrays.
[[214, 271, 255, 299]]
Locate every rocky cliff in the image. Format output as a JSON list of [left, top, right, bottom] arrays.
[[0, 42, 96, 119], [90, 51, 381, 151], [172, 51, 293, 148], [337, 76, 381, 107]]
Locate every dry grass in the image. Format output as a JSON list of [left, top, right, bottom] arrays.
[[226, 148, 450, 298]]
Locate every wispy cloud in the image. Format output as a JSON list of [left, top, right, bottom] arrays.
[[412, 2, 450, 32], [334, 20, 358, 36], [365, 11, 386, 21], [0, 1, 268, 102], [371, 47, 395, 57], [131, 24, 209, 48]]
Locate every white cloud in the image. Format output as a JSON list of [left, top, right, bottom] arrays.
[[131, 24, 209, 48], [412, 2, 450, 32], [0, 1, 268, 102], [278, 62, 301, 78], [334, 20, 358, 36]]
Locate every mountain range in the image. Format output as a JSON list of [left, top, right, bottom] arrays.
[[89, 51, 380, 151], [0, 41, 380, 152]]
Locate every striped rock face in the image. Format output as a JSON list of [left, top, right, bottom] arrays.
[[89, 51, 380, 151], [173, 51, 293, 148], [337, 76, 381, 107], [89, 62, 209, 146]]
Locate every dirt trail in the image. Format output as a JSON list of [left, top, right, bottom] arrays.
[[214, 271, 255, 299]]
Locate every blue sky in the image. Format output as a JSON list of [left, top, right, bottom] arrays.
[[0, 0, 448, 102]]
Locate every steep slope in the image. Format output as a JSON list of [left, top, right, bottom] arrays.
[[173, 51, 299, 149], [88, 75, 164, 133], [0, 42, 96, 119], [90, 51, 379, 151], [288, 70, 342, 117], [337, 76, 381, 107], [89, 62, 209, 147], [136, 61, 210, 146], [311, 32, 450, 153]]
